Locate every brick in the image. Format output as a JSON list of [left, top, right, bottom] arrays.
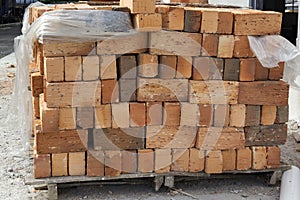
[[82, 56, 99, 81], [65, 56, 82, 81], [156, 5, 184, 31], [202, 34, 218, 57], [102, 79, 119, 104], [74, 3, 94, 10], [97, 32, 148, 55], [245, 105, 261, 126], [199, 104, 213, 126], [120, 0, 156, 13], [44, 57, 64, 82], [54, 4, 76, 10], [205, 150, 223, 174], [40, 96, 59, 132], [146, 102, 163, 125], [37, 45, 44, 75], [236, 148, 252, 170], [130, 103, 146, 127], [176, 56, 192, 79], [245, 124, 287, 146], [133, 13, 162, 31], [138, 149, 154, 173], [159, 55, 177, 79], [34, 154, 51, 178], [217, 35, 234, 58], [224, 59, 240, 81], [69, 152, 86, 176], [213, 104, 230, 127], [36, 130, 88, 154], [112, 103, 130, 128], [138, 78, 188, 102], [146, 126, 197, 149], [252, 146, 267, 170], [234, 36, 255, 58], [59, 108, 76, 130], [261, 105, 277, 125], [163, 102, 180, 126], [201, 9, 233, 34], [46, 81, 101, 107], [189, 81, 239, 104], [239, 58, 256, 81], [87, 151, 105, 177], [184, 7, 202, 32], [180, 103, 199, 126], [233, 10, 282, 35], [189, 148, 205, 172], [192, 57, 210, 80], [171, 149, 189, 172], [52, 153, 68, 176], [31, 72, 43, 97], [196, 127, 245, 150], [119, 129, 147, 148], [269, 62, 284, 80], [267, 146, 281, 169], [43, 41, 96, 57], [118, 56, 137, 79], [93, 6, 113, 10], [138, 54, 158, 78], [222, 150, 236, 171], [95, 104, 111, 129], [230, 104, 246, 127], [105, 151, 121, 177], [239, 81, 289, 105], [77, 107, 94, 129], [122, 150, 137, 173], [255, 59, 269, 81], [119, 79, 137, 102], [150, 31, 201, 56], [276, 106, 288, 124], [100, 55, 117, 79], [155, 149, 171, 173], [33, 96, 40, 118]]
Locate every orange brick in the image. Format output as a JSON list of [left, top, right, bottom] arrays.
[[87, 151, 105, 177], [59, 108, 76, 130], [240, 58, 256, 81], [130, 103, 146, 127], [122, 150, 137, 173], [95, 104, 111, 129], [222, 150, 236, 171], [40, 95, 59, 132], [133, 13, 162, 31], [112, 103, 130, 128], [205, 150, 223, 174], [199, 104, 213, 126], [156, 5, 184, 31], [159, 55, 177, 79], [180, 103, 199, 126], [120, 0, 156, 13], [163, 102, 180, 126], [34, 154, 51, 178], [202, 34, 218, 57], [137, 53, 158, 77], [234, 36, 255, 58], [155, 149, 171, 173], [171, 149, 189, 172], [201, 9, 233, 34], [255, 59, 269, 81], [100, 55, 117, 79], [146, 102, 163, 125], [214, 104, 230, 127], [261, 105, 276, 125], [217, 35, 234, 58], [230, 104, 246, 127], [267, 146, 281, 169], [52, 153, 68, 176], [69, 152, 86, 176], [105, 151, 121, 177], [269, 62, 284, 80], [44, 57, 64, 82], [33, 96, 40, 118], [138, 149, 154, 173], [101, 79, 119, 104], [31, 72, 43, 97], [82, 56, 99, 81], [176, 56, 192, 79], [236, 148, 252, 170], [189, 148, 205, 172], [252, 146, 267, 170], [65, 56, 82, 81]]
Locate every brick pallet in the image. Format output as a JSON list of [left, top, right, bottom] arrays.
[[28, 0, 288, 182]]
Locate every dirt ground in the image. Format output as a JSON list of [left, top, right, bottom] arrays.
[[1, 24, 300, 200]]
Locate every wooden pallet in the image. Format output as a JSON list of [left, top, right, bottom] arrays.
[[25, 165, 290, 200]]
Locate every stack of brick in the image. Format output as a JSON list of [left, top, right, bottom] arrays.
[[29, 0, 288, 179]]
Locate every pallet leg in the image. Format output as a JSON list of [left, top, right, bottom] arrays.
[[154, 176, 164, 192], [164, 176, 174, 188], [48, 184, 58, 200], [269, 170, 282, 185]]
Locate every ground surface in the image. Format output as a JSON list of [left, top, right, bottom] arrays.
[[1, 24, 300, 200]]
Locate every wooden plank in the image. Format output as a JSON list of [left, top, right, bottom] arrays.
[[120, 0, 156, 13], [171, 149, 189, 172], [138, 149, 154, 173], [189, 148, 205, 172], [205, 150, 223, 174], [184, 7, 202, 33], [236, 148, 252, 170], [133, 13, 162, 32], [34, 154, 51, 178], [52, 153, 68, 177], [69, 152, 86, 176], [155, 149, 172, 173], [87, 150, 105, 177], [252, 146, 267, 170], [238, 81, 289, 105], [222, 149, 236, 171], [156, 5, 184, 31]]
